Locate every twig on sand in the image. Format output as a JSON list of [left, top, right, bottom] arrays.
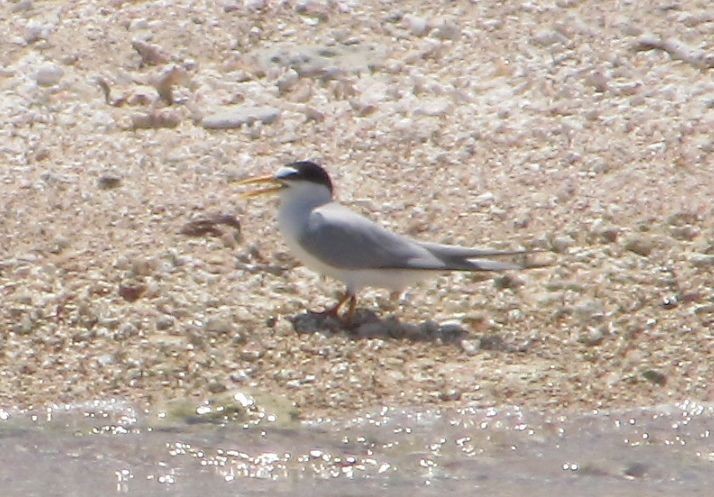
[[633, 35, 714, 69]]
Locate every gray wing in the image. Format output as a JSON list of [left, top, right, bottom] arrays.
[[298, 203, 532, 272], [298, 203, 445, 270]]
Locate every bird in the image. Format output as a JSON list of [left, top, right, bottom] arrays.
[[237, 160, 540, 326]]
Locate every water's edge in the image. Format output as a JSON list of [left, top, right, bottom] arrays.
[[1, 400, 712, 496]]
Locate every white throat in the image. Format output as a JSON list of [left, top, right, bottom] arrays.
[[277, 181, 332, 246]]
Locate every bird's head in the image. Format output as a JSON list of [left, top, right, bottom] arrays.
[[236, 161, 334, 203]]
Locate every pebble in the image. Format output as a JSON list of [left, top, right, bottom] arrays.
[[118, 282, 146, 302], [202, 105, 281, 129], [474, 191, 495, 205], [132, 39, 170, 66], [11, 0, 33, 12], [23, 20, 51, 44], [590, 219, 619, 243], [573, 299, 605, 323], [97, 174, 122, 190], [532, 29, 567, 46], [402, 14, 429, 36], [130, 109, 182, 130], [432, 19, 461, 40], [156, 315, 175, 331], [276, 69, 300, 94], [244, 0, 267, 11], [641, 369, 667, 386], [578, 326, 605, 346], [693, 304, 714, 318], [551, 234, 576, 253], [460, 338, 480, 356], [204, 317, 233, 335], [35, 63, 64, 86], [624, 236, 655, 257], [669, 225, 699, 241], [438, 388, 462, 401], [689, 253, 714, 268], [207, 381, 228, 394]]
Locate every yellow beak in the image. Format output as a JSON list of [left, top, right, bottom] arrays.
[[234, 175, 284, 198]]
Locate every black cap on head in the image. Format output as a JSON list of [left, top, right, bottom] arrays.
[[277, 161, 333, 193]]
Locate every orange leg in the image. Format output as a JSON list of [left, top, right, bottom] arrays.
[[321, 292, 351, 317], [343, 294, 357, 327]]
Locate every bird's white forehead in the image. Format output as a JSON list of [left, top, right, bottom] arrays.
[[275, 166, 298, 179]]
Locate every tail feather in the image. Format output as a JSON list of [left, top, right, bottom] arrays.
[[418, 241, 535, 259], [418, 241, 545, 272]]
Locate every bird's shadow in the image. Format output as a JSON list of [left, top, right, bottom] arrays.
[[288, 309, 530, 352]]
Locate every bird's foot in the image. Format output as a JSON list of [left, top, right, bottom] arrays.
[[309, 294, 357, 330]]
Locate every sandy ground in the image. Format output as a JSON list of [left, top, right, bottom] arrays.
[[0, 0, 712, 421]]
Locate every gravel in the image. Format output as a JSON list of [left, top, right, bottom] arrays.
[[0, 0, 712, 421]]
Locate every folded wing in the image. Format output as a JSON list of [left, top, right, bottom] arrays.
[[298, 203, 532, 272]]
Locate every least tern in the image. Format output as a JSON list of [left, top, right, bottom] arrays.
[[239, 161, 537, 325]]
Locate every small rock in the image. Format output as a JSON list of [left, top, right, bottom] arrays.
[[132, 39, 170, 66], [150, 65, 188, 105], [180, 214, 241, 238], [97, 354, 114, 367], [624, 235, 655, 257], [641, 369, 667, 386], [97, 174, 122, 190], [578, 326, 605, 346], [23, 20, 51, 44], [276, 68, 299, 94], [402, 14, 429, 36], [689, 253, 714, 268], [11, 0, 33, 13], [551, 234, 576, 253], [414, 98, 452, 117], [590, 219, 619, 243], [670, 225, 699, 241], [119, 283, 146, 302], [35, 63, 64, 86], [131, 257, 156, 277], [244, 0, 267, 10], [573, 299, 605, 323], [240, 348, 264, 362], [230, 370, 251, 383], [128, 18, 149, 31], [202, 105, 281, 129], [156, 315, 175, 331], [478, 334, 506, 351], [494, 274, 523, 290], [460, 338, 480, 355], [204, 317, 233, 335], [666, 211, 698, 226], [432, 19, 460, 40], [694, 304, 714, 318], [532, 29, 567, 46], [474, 191, 495, 205], [116, 322, 139, 339], [13, 315, 34, 335], [438, 388, 462, 401], [130, 109, 182, 129], [207, 381, 227, 394], [660, 295, 679, 310]]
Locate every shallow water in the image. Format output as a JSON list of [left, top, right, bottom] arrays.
[[0, 401, 712, 496]]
